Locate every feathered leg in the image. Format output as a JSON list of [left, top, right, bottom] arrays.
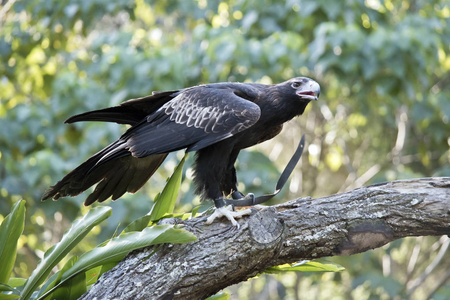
[[194, 143, 253, 227]]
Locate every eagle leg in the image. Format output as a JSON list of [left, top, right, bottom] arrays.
[[205, 205, 252, 228]]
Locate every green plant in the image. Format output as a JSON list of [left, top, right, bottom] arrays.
[[0, 157, 196, 300]]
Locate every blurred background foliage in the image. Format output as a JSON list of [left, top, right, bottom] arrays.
[[0, 0, 449, 298]]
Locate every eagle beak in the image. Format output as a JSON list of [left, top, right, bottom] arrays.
[[296, 80, 320, 101]]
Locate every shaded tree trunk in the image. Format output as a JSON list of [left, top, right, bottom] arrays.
[[80, 177, 450, 300]]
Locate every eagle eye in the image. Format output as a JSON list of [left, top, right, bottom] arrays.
[[291, 82, 301, 89]]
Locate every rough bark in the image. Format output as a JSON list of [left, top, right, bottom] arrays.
[[80, 177, 450, 300]]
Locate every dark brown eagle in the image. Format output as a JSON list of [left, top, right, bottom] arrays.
[[43, 77, 320, 225]]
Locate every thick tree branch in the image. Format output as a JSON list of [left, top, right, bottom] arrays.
[[80, 177, 450, 300]]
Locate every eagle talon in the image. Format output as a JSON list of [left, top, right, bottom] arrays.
[[205, 206, 252, 228]]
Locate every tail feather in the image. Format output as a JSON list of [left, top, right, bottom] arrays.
[[85, 163, 127, 204], [46, 90, 180, 204], [111, 165, 139, 200], [42, 140, 168, 205], [83, 153, 167, 205]]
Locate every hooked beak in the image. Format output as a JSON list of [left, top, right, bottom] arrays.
[[296, 80, 320, 101]]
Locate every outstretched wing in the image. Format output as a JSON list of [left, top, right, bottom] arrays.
[[119, 85, 261, 158]]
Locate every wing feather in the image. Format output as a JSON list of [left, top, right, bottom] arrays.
[[65, 90, 181, 125], [122, 86, 261, 157]]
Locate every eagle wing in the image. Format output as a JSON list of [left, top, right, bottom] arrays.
[[65, 90, 181, 125], [119, 85, 261, 158]]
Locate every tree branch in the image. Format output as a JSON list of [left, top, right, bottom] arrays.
[[80, 177, 450, 300]]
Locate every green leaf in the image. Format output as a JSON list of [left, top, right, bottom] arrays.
[[0, 284, 13, 293], [61, 225, 196, 281], [21, 206, 112, 300], [264, 260, 345, 274], [0, 200, 25, 285], [39, 256, 78, 299], [148, 154, 186, 221], [84, 263, 116, 287], [0, 278, 26, 293], [121, 215, 152, 234], [46, 272, 86, 300], [206, 292, 230, 300], [36, 273, 59, 300], [190, 205, 201, 219], [84, 266, 102, 287], [42, 256, 86, 300], [6, 278, 26, 288], [37, 225, 196, 299], [0, 294, 20, 300]]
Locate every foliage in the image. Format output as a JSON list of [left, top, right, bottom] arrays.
[[0, 0, 449, 299], [0, 200, 25, 287], [21, 206, 112, 300], [0, 160, 196, 300], [148, 154, 186, 221], [265, 260, 345, 274], [206, 292, 231, 300]]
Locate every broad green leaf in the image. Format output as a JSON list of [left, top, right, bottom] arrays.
[[37, 224, 118, 300], [148, 154, 186, 221], [6, 278, 26, 288], [46, 272, 86, 300], [121, 215, 152, 234], [35, 273, 59, 300], [0, 200, 25, 285], [84, 266, 102, 287], [264, 260, 345, 274], [36, 225, 196, 299], [60, 225, 196, 282], [0, 278, 26, 294], [38, 256, 78, 299], [21, 206, 112, 300], [41, 256, 85, 300]]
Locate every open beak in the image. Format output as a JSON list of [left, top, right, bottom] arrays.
[[296, 80, 320, 101]]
